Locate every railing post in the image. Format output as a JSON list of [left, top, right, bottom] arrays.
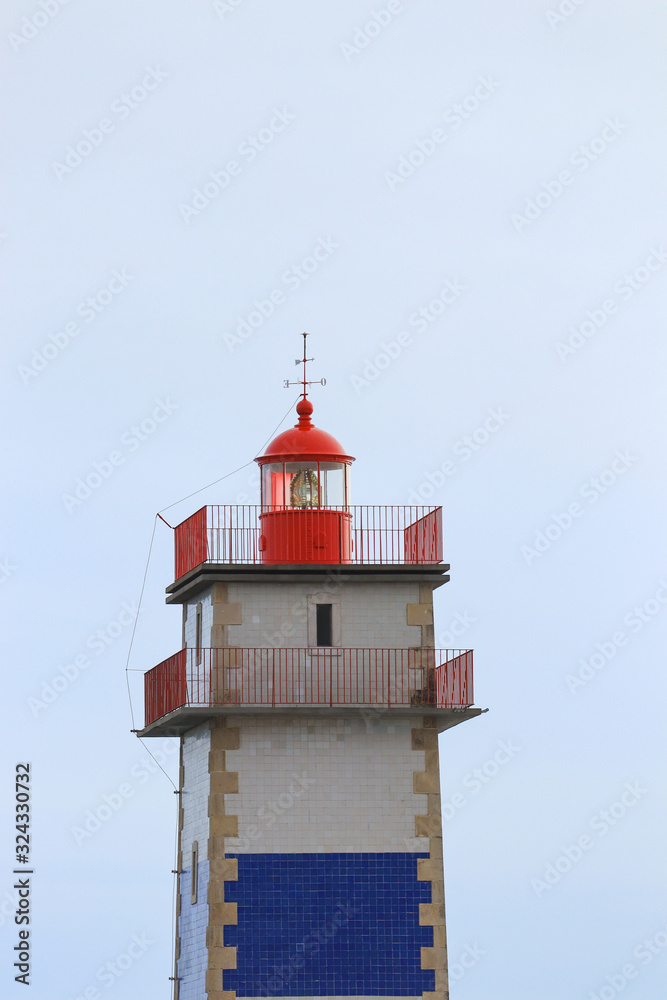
[[387, 656, 391, 709]]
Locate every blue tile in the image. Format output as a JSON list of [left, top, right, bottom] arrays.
[[223, 852, 433, 996]]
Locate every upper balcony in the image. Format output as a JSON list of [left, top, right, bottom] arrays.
[[172, 504, 443, 581]]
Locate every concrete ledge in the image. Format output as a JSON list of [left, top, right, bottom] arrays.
[[166, 562, 450, 604], [137, 706, 484, 738]]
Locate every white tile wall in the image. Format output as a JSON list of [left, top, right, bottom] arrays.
[[225, 581, 422, 649], [224, 715, 429, 854], [181, 722, 211, 861]]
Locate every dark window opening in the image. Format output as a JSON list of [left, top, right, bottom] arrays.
[[195, 603, 202, 664], [316, 603, 333, 647], [191, 841, 198, 904]]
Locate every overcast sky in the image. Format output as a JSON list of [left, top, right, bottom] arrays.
[[2, 1, 667, 998]]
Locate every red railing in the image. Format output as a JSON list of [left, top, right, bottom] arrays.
[[143, 647, 473, 726], [144, 649, 187, 726], [175, 507, 207, 581], [172, 505, 443, 578]]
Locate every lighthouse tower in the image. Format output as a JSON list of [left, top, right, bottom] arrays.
[[140, 338, 481, 1000]]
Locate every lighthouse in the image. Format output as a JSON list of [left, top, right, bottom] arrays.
[[139, 336, 481, 1000]]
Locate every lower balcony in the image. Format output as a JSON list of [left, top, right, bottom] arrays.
[[142, 647, 475, 735]]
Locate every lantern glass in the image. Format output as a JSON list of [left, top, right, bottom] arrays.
[[261, 462, 350, 510]]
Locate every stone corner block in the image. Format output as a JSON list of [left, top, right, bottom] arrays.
[[208, 945, 237, 969], [211, 727, 240, 751], [213, 603, 243, 626], [421, 946, 442, 970], [414, 771, 440, 794], [209, 814, 239, 837], [415, 814, 442, 838], [205, 969, 224, 992], [419, 902, 446, 926], [412, 728, 438, 751], [208, 853, 238, 881], [211, 771, 239, 794], [417, 857, 443, 882], [407, 603, 434, 626]]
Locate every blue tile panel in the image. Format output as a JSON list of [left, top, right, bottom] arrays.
[[177, 859, 209, 1000], [223, 852, 433, 997]]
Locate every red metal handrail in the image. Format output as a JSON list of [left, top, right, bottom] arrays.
[[173, 505, 443, 579], [143, 647, 473, 726], [175, 507, 207, 580], [144, 649, 187, 725]]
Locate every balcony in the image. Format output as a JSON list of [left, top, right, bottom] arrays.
[[173, 505, 443, 580], [143, 646, 473, 731]]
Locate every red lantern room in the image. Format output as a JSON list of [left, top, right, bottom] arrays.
[[254, 334, 355, 565], [255, 395, 355, 565]]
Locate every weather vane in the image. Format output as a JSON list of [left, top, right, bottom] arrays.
[[283, 332, 326, 397]]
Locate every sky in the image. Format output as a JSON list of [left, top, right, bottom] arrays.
[[1, 1, 667, 997]]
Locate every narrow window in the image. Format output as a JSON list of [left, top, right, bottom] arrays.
[[191, 841, 198, 904], [195, 603, 202, 664], [316, 604, 333, 647]]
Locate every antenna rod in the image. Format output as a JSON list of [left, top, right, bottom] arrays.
[[301, 331, 308, 398]]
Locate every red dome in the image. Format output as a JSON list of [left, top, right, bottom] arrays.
[[256, 398, 354, 464]]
